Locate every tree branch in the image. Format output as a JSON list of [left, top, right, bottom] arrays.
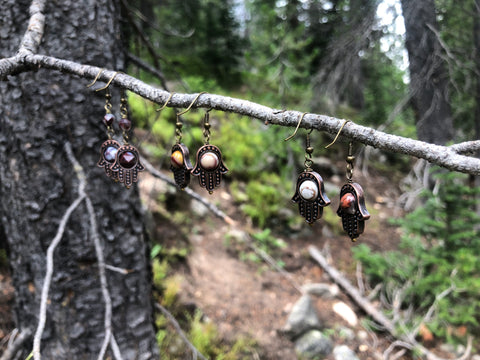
[[0, 329, 32, 360], [308, 245, 473, 360], [1, 54, 479, 175], [33, 175, 86, 360], [155, 303, 208, 360], [64, 142, 123, 360], [17, 0, 46, 56]]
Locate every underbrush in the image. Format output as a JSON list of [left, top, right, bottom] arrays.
[[353, 170, 480, 346]]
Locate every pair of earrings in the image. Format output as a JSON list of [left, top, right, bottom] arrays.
[[165, 93, 228, 194], [289, 116, 370, 241], [96, 84, 144, 188]]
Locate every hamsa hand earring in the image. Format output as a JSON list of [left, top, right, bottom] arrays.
[[111, 88, 145, 189], [92, 71, 120, 181], [287, 113, 331, 224], [191, 109, 228, 194], [325, 121, 370, 241], [166, 93, 195, 189], [336, 142, 370, 241]]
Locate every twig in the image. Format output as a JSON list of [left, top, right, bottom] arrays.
[[309, 245, 473, 360], [33, 171, 86, 359], [155, 303, 208, 360], [0, 329, 32, 360], [17, 0, 46, 56], [64, 143, 123, 360], [141, 157, 235, 225]]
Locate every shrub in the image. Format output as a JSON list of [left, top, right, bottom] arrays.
[[353, 170, 480, 341]]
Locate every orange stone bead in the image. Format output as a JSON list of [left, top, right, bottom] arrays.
[[170, 150, 184, 168]]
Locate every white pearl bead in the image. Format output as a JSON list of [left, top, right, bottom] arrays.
[[299, 180, 318, 200], [200, 152, 219, 170]]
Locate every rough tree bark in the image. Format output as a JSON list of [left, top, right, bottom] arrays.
[[400, 0, 455, 145], [0, 0, 159, 358]]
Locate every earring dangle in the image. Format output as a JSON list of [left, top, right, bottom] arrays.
[[191, 109, 228, 194], [291, 129, 331, 224], [167, 93, 195, 189], [97, 86, 120, 181], [336, 142, 370, 241], [111, 88, 145, 188]]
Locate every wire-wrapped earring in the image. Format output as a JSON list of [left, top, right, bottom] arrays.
[[90, 70, 120, 181], [191, 109, 228, 194], [336, 142, 370, 241], [288, 113, 331, 224], [111, 88, 145, 189]]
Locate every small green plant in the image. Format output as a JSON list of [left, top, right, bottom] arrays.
[[353, 170, 480, 342]]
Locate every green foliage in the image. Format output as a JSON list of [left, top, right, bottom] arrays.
[[353, 170, 480, 341]]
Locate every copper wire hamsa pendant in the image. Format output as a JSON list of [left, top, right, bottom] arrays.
[[292, 171, 331, 224], [170, 143, 193, 189], [336, 182, 370, 241], [191, 144, 228, 194], [97, 139, 120, 181], [111, 144, 145, 189]]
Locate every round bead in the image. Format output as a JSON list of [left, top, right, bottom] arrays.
[[170, 150, 184, 168], [104, 146, 118, 163], [200, 152, 219, 170], [103, 113, 115, 127], [340, 193, 356, 214], [119, 117, 132, 131], [299, 180, 318, 201], [119, 151, 137, 169]]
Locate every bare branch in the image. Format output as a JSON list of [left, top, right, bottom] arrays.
[[142, 157, 235, 225], [0, 54, 477, 175], [64, 142, 123, 360], [17, 0, 46, 56], [0, 329, 32, 360], [155, 303, 208, 360], [309, 245, 473, 360], [33, 174, 86, 360]]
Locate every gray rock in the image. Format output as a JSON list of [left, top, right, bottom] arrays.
[[282, 295, 322, 340], [333, 345, 359, 360], [302, 283, 339, 298], [294, 330, 333, 359]]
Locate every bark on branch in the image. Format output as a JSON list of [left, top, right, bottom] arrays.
[[1, 53, 479, 175]]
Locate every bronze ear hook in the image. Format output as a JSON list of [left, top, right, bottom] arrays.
[[86, 68, 105, 88], [284, 112, 308, 141], [156, 92, 175, 112]]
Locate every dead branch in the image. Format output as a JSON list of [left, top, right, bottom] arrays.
[[0, 329, 32, 360], [309, 245, 473, 360], [64, 142, 123, 360], [33, 168, 86, 360], [155, 303, 208, 360], [1, 54, 480, 175]]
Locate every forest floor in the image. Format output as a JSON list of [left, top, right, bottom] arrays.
[[0, 160, 462, 359]]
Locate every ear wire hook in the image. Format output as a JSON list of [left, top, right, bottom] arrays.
[[325, 120, 351, 149], [177, 91, 207, 116], [95, 71, 120, 92], [86, 68, 104, 88], [156, 92, 175, 112], [284, 112, 308, 141]]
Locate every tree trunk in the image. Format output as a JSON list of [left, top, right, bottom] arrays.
[[0, 0, 159, 358], [401, 0, 454, 145]]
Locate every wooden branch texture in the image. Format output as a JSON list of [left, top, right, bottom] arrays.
[[0, 53, 478, 175]]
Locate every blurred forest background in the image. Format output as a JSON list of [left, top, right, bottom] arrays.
[[118, 0, 480, 357], [2, 0, 480, 358]]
